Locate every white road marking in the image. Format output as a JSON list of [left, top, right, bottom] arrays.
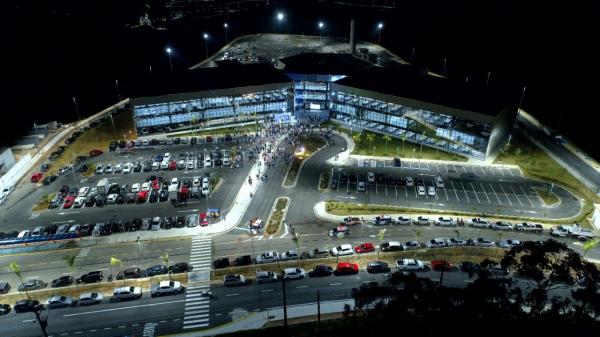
[[62, 299, 187, 317], [329, 283, 343, 286], [225, 293, 239, 297]]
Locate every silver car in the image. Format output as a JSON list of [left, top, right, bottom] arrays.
[[79, 292, 103, 305]]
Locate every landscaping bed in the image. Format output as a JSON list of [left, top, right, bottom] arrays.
[[533, 187, 560, 206], [265, 197, 289, 235], [283, 135, 326, 186], [319, 170, 331, 190], [31, 193, 56, 212]]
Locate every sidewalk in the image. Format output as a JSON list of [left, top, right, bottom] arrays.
[[173, 299, 353, 337]]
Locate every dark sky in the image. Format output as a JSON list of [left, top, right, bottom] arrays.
[[2, 0, 598, 157]]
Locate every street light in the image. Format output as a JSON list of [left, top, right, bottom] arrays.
[[377, 22, 383, 44], [203, 33, 209, 60], [277, 12, 284, 33], [165, 47, 173, 72], [72, 96, 80, 121], [318, 21, 324, 41], [224, 23, 229, 43]]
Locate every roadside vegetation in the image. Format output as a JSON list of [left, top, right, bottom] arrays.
[[319, 170, 331, 190], [265, 197, 289, 235], [533, 187, 560, 206], [320, 121, 467, 161], [31, 193, 56, 212], [46, 111, 135, 176], [283, 135, 326, 186]]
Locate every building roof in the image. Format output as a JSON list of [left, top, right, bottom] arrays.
[[334, 65, 516, 117], [126, 61, 291, 99], [280, 53, 372, 76]]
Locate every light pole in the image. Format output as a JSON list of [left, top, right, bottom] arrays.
[[442, 58, 447, 77], [165, 47, 173, 72], [224, 23, 229, 44], [115, 79, 121, 102], [72, 96, 81, 122], [377, 22, 383, 44], [318, 21, 324, 42], [277, 12, 284, 33], [203, 33, 209, 60]]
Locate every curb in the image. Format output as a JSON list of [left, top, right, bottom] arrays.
[[265, 196, 291, 236]]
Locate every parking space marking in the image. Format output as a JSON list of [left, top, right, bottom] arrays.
[[459, 181, 470, 202], [478, 166, 486, 176], [469, 182, 480, 204], [479, 183, 491, 204], [461, 166, 467, 173], [404, 186, 408, 198], [488, 183, 502, 205], [444, 164, 449, 173], [498, 184, 513, 206], [442, 187, 449, 200], [509, 184, 524, 207], [488, 166, 496, 176], [506, 168, 515, 177], [498, 168, 506, 177], [519, 185, 536, 208], [449, 180, 460, 202], [385, 183, 388, 196]]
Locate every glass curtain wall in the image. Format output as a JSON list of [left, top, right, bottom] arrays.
[[330, 91, 492, 160], [294, 81, 329, 111], [134, 89, 288, 134]]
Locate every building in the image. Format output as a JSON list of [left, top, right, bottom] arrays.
[[0, 148, 16, 174], [128, 61, 293, 136], [129, 56, 517, 161]]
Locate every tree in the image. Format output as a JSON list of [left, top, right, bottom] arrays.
[[353, 132, 363, 150], [382, 134, 391, 154], [63, 255, 78, 289], [366, 133, 375, 154], [401, 133, 407, 151], [582, 238, 600, 257], [41, 194, 51, 204], [161, 252, 171, 281], [291, 232, 302, 263], [9, 262, 49, 337], [110, 256, 125, 285], [412, 229, 421, 258]]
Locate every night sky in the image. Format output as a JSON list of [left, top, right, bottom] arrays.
[[2, 0, 598, 158]]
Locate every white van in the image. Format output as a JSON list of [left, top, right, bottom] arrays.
[[17, 230, 31, 239], [31, 226, 44, 237]]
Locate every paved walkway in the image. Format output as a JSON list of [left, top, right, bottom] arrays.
[[175, 299, 353, 337]]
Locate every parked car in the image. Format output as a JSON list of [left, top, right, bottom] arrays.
[[430, 260, 454, 272], [402, 241, 421, 250], [354, 242, 375, 254], [435, 217, 456, 226], [335, 262, 359, 275], [331, 244, 354, 256], [515, 222, 544, 233], [367, 261, 391, 273], [234, 255, 252, 266], [79, 292, 103, 306], [169, 263, 193, 274], [395, 216, 412, 225], [150, 281, 184, 297], [18, 279, 47, 292], [223, 274, 245, 287], [31, 172, 43, 183], [499, 239, 521, 248], [380, 241, 403, 252], [280, 249, 299, 261], [396, 259, 425, 271], [426, 238, 447, 249], [283, 268, 306, 280], [14, 299, 41, 313], [112, 286, 142, 301], [144, 265, 168, 277], [256, 251, 279, 264], [256, 271, 278, 283], [309, 265, 334, 277], [414, 216, 431, 225], [117, 267, 143, 280], [492, 221, 514, 231], [76, 271, 103, 284], [51, 276, 74, 288], [213, 258, 231, 269], [47, 295, 75, 309]]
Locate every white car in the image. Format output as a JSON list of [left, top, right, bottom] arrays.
[[417, 185, 426, 196], [283, 268, 306, 280], [426, 238, 447, 248], [469, 218, 490, 228], [131, 183, 141, 193], [95, 164, 104, 174], [160, 161, 169, 170], [171, 178, 179, 187], [104, 164, 113, 174], [256, 251, 279, 264], [414, 216, 431, 225], [357, 181, 365, 191], [205, 156, 212, 167], [163, 153, 171, 162], [492, 221, 513, 231], [446, 238, 467, 246], [79, 292, 103, 305], [150, 280, 184, 297], [394, 216, 412, 225], [331, 244, 354, 256], [151, 162, 160, 171], [396, 259, 425, 271], [0, 193, 6, 205], [367, 172, 375, 183], [402, 240, 421, 250], [280, 249, 299, 260], [188, 160, 196, 169], [192, 177, 201, 187], [78, 186, 90, 197], [107, 194, 118, 204], [3, 185, 14, 196], [499, 239, 521, 248], [434, 176, 444, 188], [427, 186, 436, 196], [58, 166, 73, 175], [476, 238, 496, 247], [435, 217, 456, 226], [47, 295, 74, 309], [202, 186, 210, 196], [114, 163, 123, 173], [405, 177, 414, 187], [122, 163, 132, 174], [74, 196, 86, 208], [141, 182, 151, 192]]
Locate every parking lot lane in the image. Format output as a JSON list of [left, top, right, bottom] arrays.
[[469, 182, 481, 204], [442, 186, 449, 200], [509, 184, 525, 207], [488, 183, 502, 205], [449, 180, 460, 202], [498, 184, 514, 206], [519, 185, 536, 207], [458, 181, 471, 203], [478, 166, 486, 176], [479, 182, 492, 204], [488, 166, 496, 176]]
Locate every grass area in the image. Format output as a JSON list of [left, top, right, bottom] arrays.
[[533, 187, 560, 206], [47, 111, 135, 176], [81, 163, 96, 177], [321, 121, 467, 162], [0, 272, 187, 307], [167, 123, 259, 138], [284, 135, 326, 186], [213, 247, 502, 280], [325, 200, 591, 225], [319, 170, 331, 190], [31, 193, 56, 212], [266, 197, 288, 235], [495, 132, 600, 204], [284, 158, 302, 186]]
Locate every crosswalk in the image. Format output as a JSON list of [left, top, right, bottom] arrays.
[[142, 322, 158, 337], [183, 236, 212, 330]]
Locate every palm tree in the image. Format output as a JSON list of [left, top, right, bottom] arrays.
[[63, 255, 78, 289], [382, 134, 391, 154], [582, 238, 600, 257], [366, 133, 375, 154], [412, 229, 421, 258], [291, 232, 302, 263], [353, 133, 363, 150], [401, 133, 407, 152], [377, 229, 387, 258], [9, 262, 48, 336], [110, 256, 125, 285], [9, 262, 28, 299], [161, 252, 171, 280]]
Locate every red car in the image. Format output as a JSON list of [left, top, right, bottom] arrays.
[[31, 172, 43, 183], [354, 242, 375, 254], [89, 149, 103, 157], [200, 213, 209, 227], [137, 190, 148, 203], [431, 259, 454, 272], [151, 179, 160, 190], [168, 160, 177, 170], [63, 195, 75, 208], [336, 262, 359, 275]]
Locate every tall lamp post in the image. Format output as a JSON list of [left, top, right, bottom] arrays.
[[72, 96, 81, 122], [203, 33, 209, 60], [165, 47, 173, 72], [318, 21, 324, 42], [377, 22, 383, 44], [224, 23, 229, 44]]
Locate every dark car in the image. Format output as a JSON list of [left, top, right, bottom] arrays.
[[42, 175, 57, 185], [163, 217, 174, 229], [79, 224, 94, 236], [77, 271, 104, 284], [14, 300, 41, 313], [340, 172, 349, 183], [95, 195, 107, 207], [130, 218, 142, 231], [234, 255, 252, 266], [18, 279, 47, 292], [308, 265, 334, 277], [175, 216, 186, 228], [169, 263, 193, 274], [460, 261, 481, 274], [213, 258, 231, 269], [330, 177, 338, 189], [84, 195, 96, 207], [117, 267, 143, 280], [367, 261, 391, 273], [41, 163, 51, 172], [144, 265, 168, 277], [51, 276, 74, 288], [126, 193, 137, 203], [0, 304, 10, 316], [43, 224, 58, 236], [159, 190, 169, 202], [393, 157, 402, 167], [79, 164, 89, 172], [149, 189, 159, 203]]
